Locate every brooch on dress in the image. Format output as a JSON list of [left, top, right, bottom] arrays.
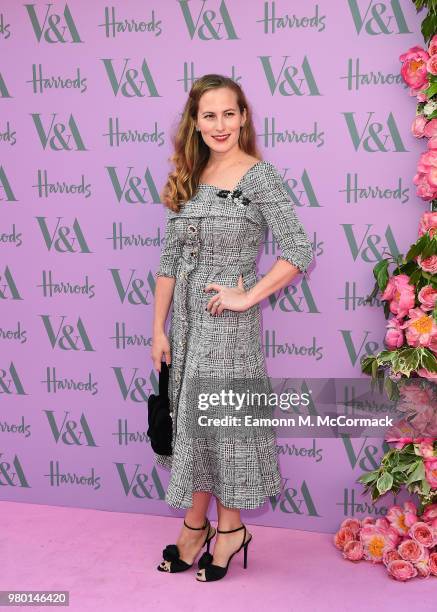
[[217, 188, 251, 206]]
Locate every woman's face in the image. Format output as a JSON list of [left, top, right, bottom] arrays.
[[196, 87, 246, 154]]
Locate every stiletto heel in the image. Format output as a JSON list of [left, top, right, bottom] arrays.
[[196, 523, 252, 582], [243, 541, 248, 569], [157, 517, 216, 573]]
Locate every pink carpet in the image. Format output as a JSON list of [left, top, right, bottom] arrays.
[[2, 500, 435, 612]]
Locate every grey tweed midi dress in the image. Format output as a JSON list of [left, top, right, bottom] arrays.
[[154, 160, 314, 510]]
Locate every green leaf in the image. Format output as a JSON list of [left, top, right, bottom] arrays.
[[425, 109, 437, 122], [423, 82, 437, 98], [406, 461, 425, 485], [373, 259, 390, 291], [409, 267, 423, 285], [384, 376, 397, 401], [391, 463, 412, 474], [405, 234, 428, 262], [413, 0, 427, 11], [421, 236, 437, 259], [422, 13, 437, 43], [399, 443, 416, 455], [376, 350, 395, 363], [361, 355, 376, 375], [421, 478, 431, 496], [376, 472, 394, 494], [391, 348, 421, 376], [422, 271, 437, 282], [358, 471, 379, 485], [371, 487, 381, 502], [399, 260, 419, 276], [421, 349, 437, 373]]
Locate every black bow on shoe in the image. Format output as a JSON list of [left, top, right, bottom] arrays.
[[162, 544, 180, 562], [217, 188, 251, 206], [197, 550, 213, 569], [158, 543, 192, 572]]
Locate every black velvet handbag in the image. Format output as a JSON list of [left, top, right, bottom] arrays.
[[147, 361, 173, 456]]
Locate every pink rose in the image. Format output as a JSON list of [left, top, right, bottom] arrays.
[[375, 518, 390, 531], [386, 503, 418, 535], [339, 518, 361, 537], [428, 134, 437, 148], [399, 46, 429, 90], [381, 274, 415, 319], [342, 540, 364, 561], [417, 254, 437, 274], [333, 526, 356, 551], [415, 148, 437, 199], [383, 549, 402, 567], [400, 385, 432, 403], [403, 501, 418, 515], [429, 552, 437, 576], [423, 118, 437, 138], [384, 317, 405, 349], [398, 538, 427, 563], [409, 521, 436, 547], [361, 516, 375, 526], [400, 307, 437, 351], [414, 174, 437, 200], [385, 421, 429, 449], [422, 503, 437, 523], [380, 273, 409, 300], [415, 552, 431, 577], [399, 385, 435, 409], [417, 367, 437, 380], [418, 211, 437, 238], [424, 457, 437, 488], [418, 440, 435, 459], [360, 525, 399, 563], [417, 148, 437, 171], [400, 45, 430, 64], [418, 285, 437, 311], [427, 54, 437, 75], [412, 115, 428, 137], [387, 559, 418, 581], [428, 34, 437, 56]]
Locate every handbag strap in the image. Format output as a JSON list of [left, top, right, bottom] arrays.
[[159, 361, 170, 395]]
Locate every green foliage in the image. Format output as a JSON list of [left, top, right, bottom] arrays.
[[359, 2, 437, 514], [413, 0, 437, 42], [357, 442, 437, 511], [361, 223, 437, 381], [361, 347, 437, 383]]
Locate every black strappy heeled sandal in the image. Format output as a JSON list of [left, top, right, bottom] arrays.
[[157, 517, 216, 573], [196, 523, 252, 581]]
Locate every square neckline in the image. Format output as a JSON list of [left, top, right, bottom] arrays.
[[198, 159, 265, 192]]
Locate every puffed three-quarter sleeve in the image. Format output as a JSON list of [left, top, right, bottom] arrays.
[[256, 161, 313, 276], [154, 208, 182, 279]]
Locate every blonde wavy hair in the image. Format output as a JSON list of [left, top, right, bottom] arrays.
[[160, 74, 262, 212]]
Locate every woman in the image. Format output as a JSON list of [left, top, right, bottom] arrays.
[[151, 74, 313, 582]]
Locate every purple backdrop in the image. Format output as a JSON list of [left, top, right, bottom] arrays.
[[0, 0, 425, 532]]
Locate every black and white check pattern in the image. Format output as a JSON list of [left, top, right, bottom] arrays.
[[153, 160, 314, 509]]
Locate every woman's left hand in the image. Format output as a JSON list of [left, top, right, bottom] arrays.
[[204, 274, 250, 315]]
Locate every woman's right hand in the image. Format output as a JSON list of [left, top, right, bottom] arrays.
[[151, 331, 171, 372]]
